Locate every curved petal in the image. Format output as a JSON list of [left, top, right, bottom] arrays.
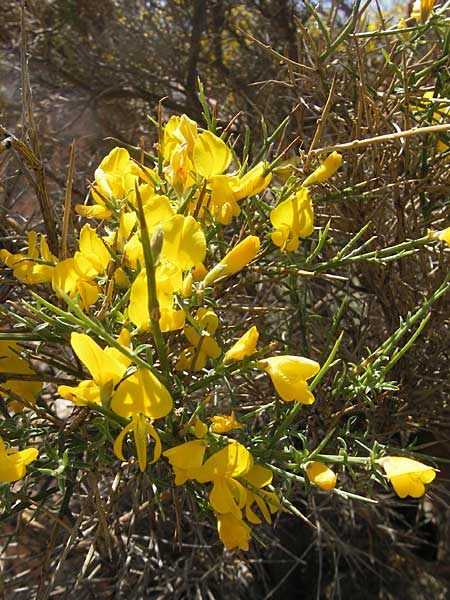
[[113, 420, 135, 462]]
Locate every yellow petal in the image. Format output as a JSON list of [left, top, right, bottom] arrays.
[[163, 439, 206, 484], [110, 368, 172, 419], [305, 461, 337, 491], [58, 380, 101, 406], [162, 215, 206, 271], [258, 355, 320, 403], [193, 130, 232, 178], [302, 152, 342, 187], [223, 326, 259, 364], [203, 236, 260, 286], [113, 420, 134, 462], [232, 162, 272, 200], [217, 513, 251, 551], [70, 333, 126, 387], [197, 441, 253, 482]]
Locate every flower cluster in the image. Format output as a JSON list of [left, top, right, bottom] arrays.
[[0, 111, 441, 550]]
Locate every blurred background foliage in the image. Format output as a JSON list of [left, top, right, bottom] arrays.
[[1, 1, 449, 599]]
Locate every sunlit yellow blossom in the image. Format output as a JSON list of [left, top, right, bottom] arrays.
[[52, 225, 110, 310], [0, 231, 57, 284], [0, 340, 42, 412], [111, 368, 173, 471], [302, 152, 342, 187], [305, 461, 337, 491], [192, 130, 232, 179], [270, 188, 314, 252], [377, 456, 436, 498], [193, 416, 208, 438], [58, 331, 131, 406], [223, 326, 259, 364], [217, 512, 251, 551], [0, 435, 38, 483], [163, 439, 206, 484], [242, 464, 280, 524], [196, 441, 253, 517], [203, 236, 260, 286], [257, 355, 320, 403], [210, 412, 243, 433]]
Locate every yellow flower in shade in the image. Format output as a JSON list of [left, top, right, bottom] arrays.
[[0, 435, 38, 483], [203, 236, 260, 286], [163, 439, 206, 484], [223, 326, 259, 364], [257, 356, 320, 404], [210, 412, 243, 434], [192, 130, 232, 179], [175, 307, 221, 371], [0, 340, 42, 412], [302, 152, 342, 187], [217, 512, 251, 551], [196, 441, 253, 518], [305, 461, 337, 491], [377, 456, 436, 498], [0, 231, 57, 284], [193, 416, 208, 438], [111, 368, 173, 471], [270, 188, 314, 252], [242, 464, 281, 524], [58, 330, 131, 406]]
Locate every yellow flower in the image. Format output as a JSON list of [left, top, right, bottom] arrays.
[[217, 512, 251, 551], [52, 224, 111, 310], [302, 152, 342, 187], [163, 439, 206, 484], [58, 330, 131, 406], [192, 416, 208, 438], [223, 326, 259, 364], [257, 355, 320, 403], [0, 340, 42, 412], [305, 461, 337, 491], [270, 188, 314, 252], [242, 464, 280, 524], [0, 435, 38, 483], [203, 235, 260, 286], [111, 368, 173, 471], [208, 162, 272, 225], [377, 456, 436, 498], [0, 231, 56, 284], [210, 412, 243, 433], [76, 147, 137, 218], [196, 441, 253, 518], [175, 307, 221, 371]]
